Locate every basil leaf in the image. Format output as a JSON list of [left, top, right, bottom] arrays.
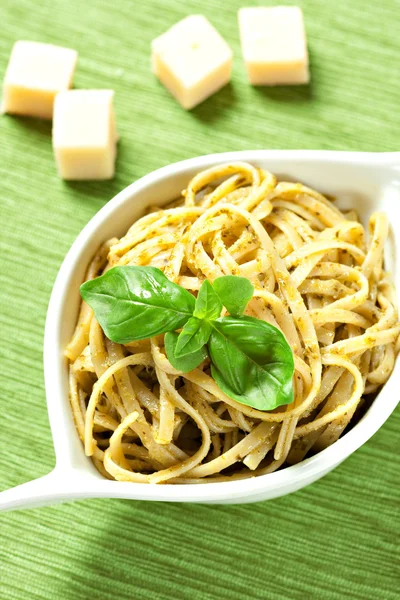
[[193, 280, 222, 320], [208, 316, 294, 410], [175, 317, 212, 358], [213, 276, 254, 316], [165, 332, 208, 372], [80, 266, 195, 344]]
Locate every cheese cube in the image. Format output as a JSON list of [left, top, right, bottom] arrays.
[[2, 41, 77, 119], [52, 90, 118, 180], [152, 15, 232, 110], [238, 7, 309, 86]]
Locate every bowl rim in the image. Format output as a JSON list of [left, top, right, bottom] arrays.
[[43, 149, 400, 502]]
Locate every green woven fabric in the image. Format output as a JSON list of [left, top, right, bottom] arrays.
[[1, 0, 399, 597]]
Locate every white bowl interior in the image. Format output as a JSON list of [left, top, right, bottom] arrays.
[[43, 151, 400, 504]]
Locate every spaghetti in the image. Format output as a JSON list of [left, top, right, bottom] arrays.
[[66, 162, 399, 483]]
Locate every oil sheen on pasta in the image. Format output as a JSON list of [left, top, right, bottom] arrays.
[[65, 162, 400, 483]]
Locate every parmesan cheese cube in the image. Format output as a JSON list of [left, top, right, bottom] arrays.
[[2, 41, 77, 119], [238, 6, 309, 86], [52, 90, 118, 180], [152, 15, 232, 110]]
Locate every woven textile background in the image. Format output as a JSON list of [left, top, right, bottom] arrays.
[[0, 1, 399, 598]]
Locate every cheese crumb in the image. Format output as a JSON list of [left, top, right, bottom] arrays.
[[238, 6, 309, 86], [2, 41, 78, 119], [52, 90, 118, 180], [152, 15, 232, 110]]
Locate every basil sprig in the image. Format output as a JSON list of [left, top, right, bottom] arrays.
[[81, 267, 294, 411], [213, 275, 254, 317], [164, 331, 209, 373], [209, 317, 294, 410], [193, 280, 222, 320], [80, 266, 195, 344], [175, 317, 212, 357]]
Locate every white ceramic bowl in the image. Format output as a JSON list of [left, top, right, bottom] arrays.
[[2, 150, 400, 511]]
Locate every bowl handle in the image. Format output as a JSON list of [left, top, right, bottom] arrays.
[[381, 152, 400, 167], [0, 469, 84, 512]]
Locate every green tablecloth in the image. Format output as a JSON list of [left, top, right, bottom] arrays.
[[1, 0, 399, 598]]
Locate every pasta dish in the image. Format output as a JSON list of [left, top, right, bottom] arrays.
[[65, 162, 399, 483]]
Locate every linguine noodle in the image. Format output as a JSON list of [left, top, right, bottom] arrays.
[[66, 162, 399, 483]]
